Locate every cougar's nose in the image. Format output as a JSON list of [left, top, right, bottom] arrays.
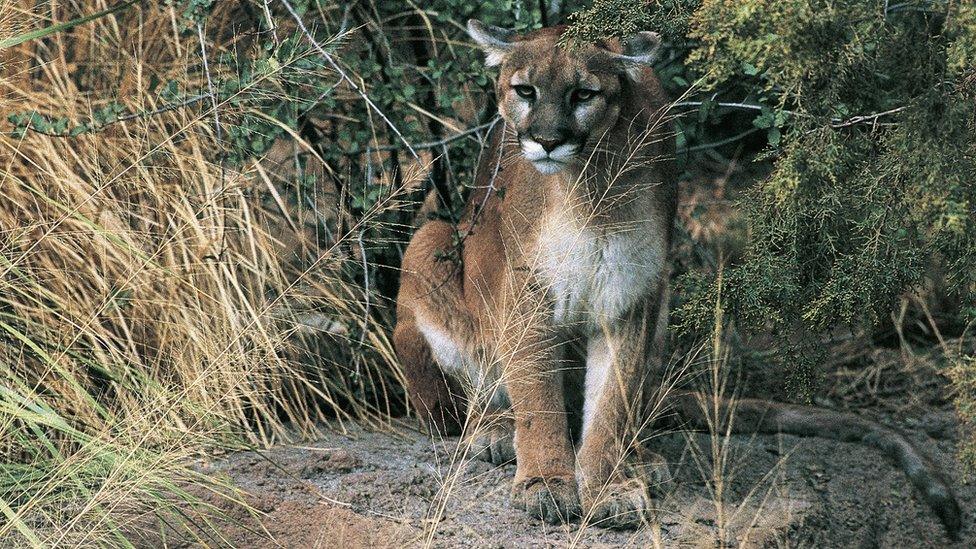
[[534, 136, 568, 153]]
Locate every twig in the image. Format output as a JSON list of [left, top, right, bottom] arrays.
[[884, 1, 948, 19], [117, 94, 210, 123], [675, 99, 906, 129], [279, 0, 420, 161], [360, 119, 499, 153], [357, 229, 370, 356], [196, 24, 220, 142], [462, 118, 505, 239], [338, 4, 353, 35], [674, 100, 772, 113], [7, 95, 211, 137], [261, 0, 280, 45], [682, 127, 762, 153], [197, 23, 225, 187], [829, 106, 906, 128], [414, 117, 503, 300], [672, 100, 788, 147], [292, 7, 353, 119], [449, 118, 504, 253]]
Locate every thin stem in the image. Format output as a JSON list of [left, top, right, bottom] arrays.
[[362, 119, 499, 153], [682, 127, 762, 153], [196, 24, 221, 146], [279, 0, 420, 161], [8, 95, 210, 138]]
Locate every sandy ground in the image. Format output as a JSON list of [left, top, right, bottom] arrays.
[[134, 404, 973, 548]]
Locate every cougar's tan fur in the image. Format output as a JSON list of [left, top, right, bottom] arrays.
[[394, 22, 962, 536]]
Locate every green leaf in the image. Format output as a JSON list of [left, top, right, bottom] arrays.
[[698, 98, 715, 124], [0, 0, 141, 50], [753, 109, 775, 129]]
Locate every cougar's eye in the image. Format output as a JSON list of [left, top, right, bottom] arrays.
[[571, 88, 599, 102], [513, 85, 536, 100]]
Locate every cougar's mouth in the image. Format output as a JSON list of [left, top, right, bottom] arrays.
[[520, 138, 580, 175]]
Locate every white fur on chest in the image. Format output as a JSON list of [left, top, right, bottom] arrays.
[[534, 206, 664, 330]]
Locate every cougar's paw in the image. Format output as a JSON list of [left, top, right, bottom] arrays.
[[511, 475, 581, 524], [629, 448, 674, 496], [582, 477, 651, 529], [581, 451, 672, 529], [471, 423, 515, 465]]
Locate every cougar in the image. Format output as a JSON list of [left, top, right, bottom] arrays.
[[392, 20, 962, 537]]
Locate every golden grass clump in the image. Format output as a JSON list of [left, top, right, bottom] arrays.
[[0, 2, 411, 544]]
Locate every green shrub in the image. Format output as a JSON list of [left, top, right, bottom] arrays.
[[565, 0, 976, 463]]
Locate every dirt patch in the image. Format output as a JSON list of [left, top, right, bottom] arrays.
[[137, 407, 973, 548]]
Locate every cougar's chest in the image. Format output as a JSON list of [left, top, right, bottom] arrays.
[[534, 207, 664, 330]]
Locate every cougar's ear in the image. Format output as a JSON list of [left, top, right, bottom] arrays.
[[467, 19, 516, 67], [609, 31, 662, 80]]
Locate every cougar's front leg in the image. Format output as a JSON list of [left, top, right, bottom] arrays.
[[498, 286, 579, 523], [577, 287, 670, 528]]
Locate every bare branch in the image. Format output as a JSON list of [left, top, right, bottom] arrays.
[[829, 106, 906, 128], [279, 0, 419, 161], [196, 24, 220, 141], [682, 127, 762, 153], [360, 118, 500, 153]]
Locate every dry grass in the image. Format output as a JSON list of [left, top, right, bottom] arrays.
[[0, 2, 415, 545]]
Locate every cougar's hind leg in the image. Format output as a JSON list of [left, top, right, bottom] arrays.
[[395, 220, 472, 437], [460, 336, 515, 465], [467, 406, 516, 465], [393, 318, 466, 436]]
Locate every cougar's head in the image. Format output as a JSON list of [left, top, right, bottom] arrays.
[[467, 20, 661, 175]]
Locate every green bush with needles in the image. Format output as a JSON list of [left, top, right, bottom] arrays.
[[569, 0, 976, 464]]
